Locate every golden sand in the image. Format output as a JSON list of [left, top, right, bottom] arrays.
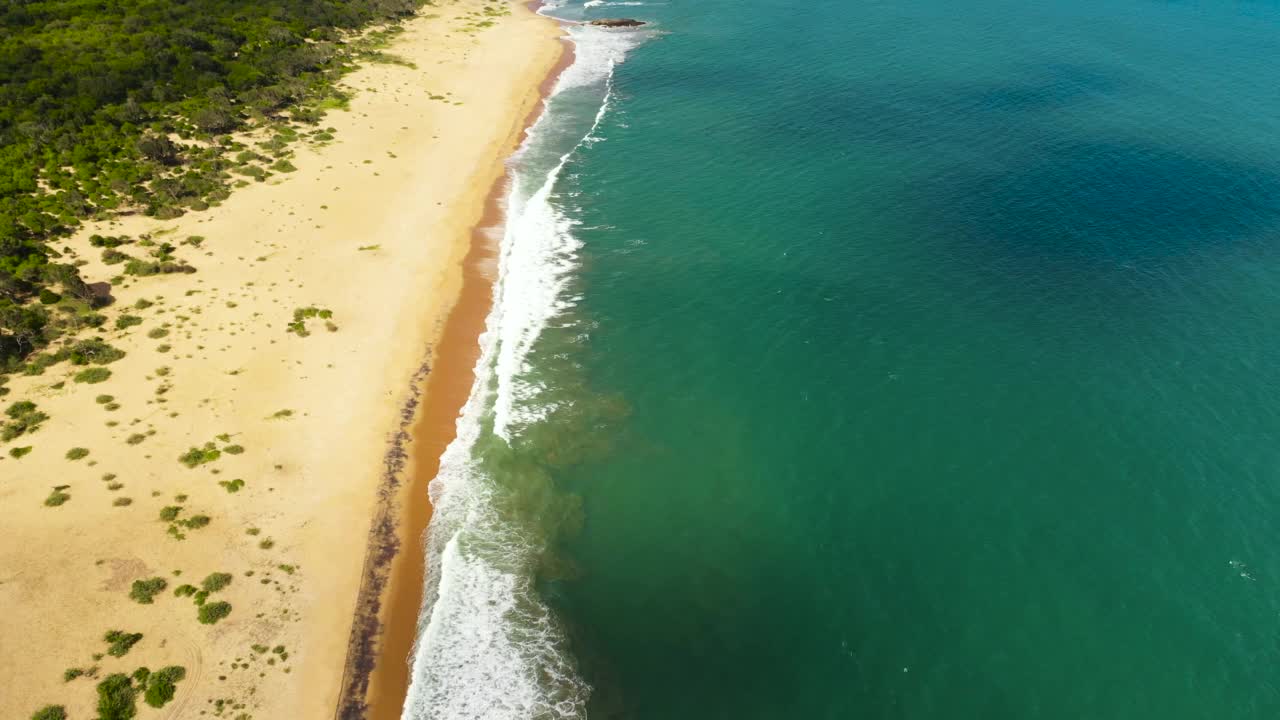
[[0, 3, 563, 718]]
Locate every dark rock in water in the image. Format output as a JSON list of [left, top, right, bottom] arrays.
[[589, 18, 646, 27]]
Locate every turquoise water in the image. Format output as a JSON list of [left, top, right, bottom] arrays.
[[405, 1, 1280, 717]]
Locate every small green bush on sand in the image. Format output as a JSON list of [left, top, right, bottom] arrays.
[[129, 577, 167, 604], [198, 601, 232, 625]]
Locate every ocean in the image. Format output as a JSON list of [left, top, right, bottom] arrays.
[[403, 0, 1280, 717]]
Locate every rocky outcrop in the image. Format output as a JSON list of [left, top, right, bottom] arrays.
[[588, 18, 646, 27]]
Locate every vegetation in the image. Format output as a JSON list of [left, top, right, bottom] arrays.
[[197, 601, 232, 625], [94, 673, 136, 720], [104, 630, 144, 657], [179, 442, 220, 467], [65, 446, 88, 460], [0, 0, 430, 370], [287, 306, 335, 336], [31, 706, 67, 720], [44, 486, 70, 506], [219, 478, 245, 493], [158, 505, 182, 522], [143, 666, 186, 708], [9, 444, 31, 457], [2, 399, 47, 440], [128, 576, 167, 604], [201, 572, 233, 592], [73, 366, 111, 384]]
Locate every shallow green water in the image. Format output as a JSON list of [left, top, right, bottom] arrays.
[[403, 1, 1280, 717], [531, 1, 1280, 717]]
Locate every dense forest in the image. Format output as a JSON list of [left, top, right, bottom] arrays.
[[0, 0, 425, 369]]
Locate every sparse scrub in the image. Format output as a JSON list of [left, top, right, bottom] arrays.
[[31, 706, 67, 720], [129, 577, 167, 604], [201, 572, 233, 593], [115, 314, 143, 330], [143, 666, 186, 708], [9, 445, 32, 458], [65, 447, 89, 460], [198, 601, 232, 625], [179, 442, 221, 467], [3, 400, 49, 441], [74, 367, 112, 384], [45, 486, 71, 506], [219, 478, 245, 493], [104, 630, 143, 657]]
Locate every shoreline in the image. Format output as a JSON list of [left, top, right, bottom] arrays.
[[0, 3, 567, 719], [355, 17, 576, 720]]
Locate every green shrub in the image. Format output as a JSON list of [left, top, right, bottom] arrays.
[[45, 487, 71, 506], [95, 394, 114, 404], [223, 444, 244, 455], [179, 443, 220, 467], [66, 338, 125, 365], [65, 447, 89, 460], [31, 706, 67, 720], [104, 630, 143, 657], [201, 572, 233, 593], [64, 666, 87, 681], [180, 514, 210, 529], [9, 446, 33, 458], [159, 505, 182, 521], [143, 666, 186, 708], [174, 584, 198, 598], [219, 478, 245, 493], [147, 327, 169, 339], [197, 601, 232, 625], [113, 497, 133, 506], [2, 400, 49, 441], [128, 577, 167, 604], [95, 673, 136, 720], [115, 314, 143, 330], [74, 367, 112, 384]]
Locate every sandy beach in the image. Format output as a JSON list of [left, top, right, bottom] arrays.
[[0, 2, 563, 718]]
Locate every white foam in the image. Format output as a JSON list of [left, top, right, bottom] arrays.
[[400, 19, 648, 720]]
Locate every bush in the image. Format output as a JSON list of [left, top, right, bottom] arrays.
[[95, 673, 136, 720], [126, 433, 145, 445], [219, 478, 245, 493], [180, 514, 210, 529], [31, 706, 67, 720], [45, 487, 71, 507], [73, 367, 112, 384], [201, 572, 233, 593], [9, 446, 33, 458], [112, 497, 133, 506], [179, 443, 221, 467], [128, 577, 167, 604], [66, 338, 125, 365], [115, 314, 143, 329], [104, 630, 143, 657], [197, 601, 232, 625], [174, 584, 197, 598], [143, 666, 186, 708], [159, 506, 182, 521], [65, 447, 89, 460], [146, 327, 169, 339], [2, 400, 48, 441]]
